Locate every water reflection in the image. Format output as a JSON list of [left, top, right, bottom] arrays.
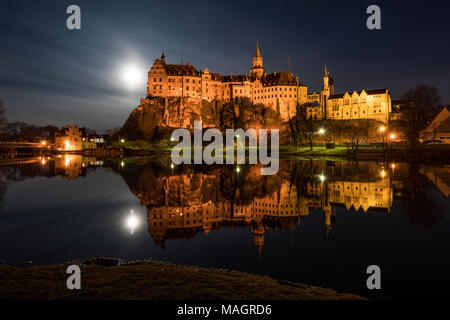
[[0, 155, 448, 254]]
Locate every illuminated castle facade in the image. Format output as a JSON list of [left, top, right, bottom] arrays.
[[146, 44, 392, 122]]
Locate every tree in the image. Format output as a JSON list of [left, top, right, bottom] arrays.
[[288, 102, 317, 150], [221, 97, 253, 130], [400, 84, 441, 147]]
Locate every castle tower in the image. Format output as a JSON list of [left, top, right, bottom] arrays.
[[321, 63, 334, 119], [250, 42, 264, 78]]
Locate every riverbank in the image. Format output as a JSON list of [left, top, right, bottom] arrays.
[[0, 260, 364, 300]]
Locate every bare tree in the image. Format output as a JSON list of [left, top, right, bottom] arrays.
[[400, 84, 441, 147]]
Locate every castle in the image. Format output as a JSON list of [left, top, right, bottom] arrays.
[[146, 44, 392, 122]]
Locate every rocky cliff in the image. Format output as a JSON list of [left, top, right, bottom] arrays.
[[119, 96, 203, 141], [118, 96, 286, 143]]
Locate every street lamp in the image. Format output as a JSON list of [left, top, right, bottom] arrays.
[[379, 126, 386, 132], [318, 128, 325, 135], [120, 139, 125, 143], [389, 133, 396, 140]]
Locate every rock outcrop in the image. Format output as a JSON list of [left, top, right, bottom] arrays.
[[119, 96, 202, 141]]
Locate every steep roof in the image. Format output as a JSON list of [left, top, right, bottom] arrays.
[[435, 117, 450, 133], [254, 42, 261, 58], [219, 74, 250, 82], [262, 71, 296, 86], [423, 107, 450, 134], [328, 88, 388, 99]]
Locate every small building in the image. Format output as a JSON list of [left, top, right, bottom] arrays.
[[390, 99, 416, 120], [421, 107, 450, 143], [55, 125, 95, 151]]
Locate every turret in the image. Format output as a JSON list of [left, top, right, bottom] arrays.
[[250, 42, 264, 78]]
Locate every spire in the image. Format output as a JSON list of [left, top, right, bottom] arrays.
[[254, 41, 261, 58], [324, 63, 329, 77], [161, 50, 166, 63]]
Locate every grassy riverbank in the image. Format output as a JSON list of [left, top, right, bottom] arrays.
[[0, 261, 364, 300]]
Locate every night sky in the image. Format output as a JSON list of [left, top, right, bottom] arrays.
[[1, 0, 449, 131]]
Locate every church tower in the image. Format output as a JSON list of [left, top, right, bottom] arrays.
[[250, 42, 264, 78], [321, 63, 334, 119], [322, 63, 334, 96]]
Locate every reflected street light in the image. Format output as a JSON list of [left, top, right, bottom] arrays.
[[126, 209, 139, 235]]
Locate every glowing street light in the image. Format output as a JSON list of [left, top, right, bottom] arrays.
[[236, 166, 240, 173], [380, 169, 386, 178], [121, 161, 125, 167], [389, 133, 396, 140], [379, 126, 386, 132], [318, 128, 325, 135], [170, 163, 174, 169], [319, 174, 326, 182], [120, 139, 125, 143], [41, 140, 47, 146], [65, 140, 70, 150]]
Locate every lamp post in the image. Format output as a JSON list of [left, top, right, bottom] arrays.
[[318, 128, 325, 149], [379, 125, 386, 152]]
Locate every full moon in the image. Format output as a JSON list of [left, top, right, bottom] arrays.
[[121, 64, 145, 89]]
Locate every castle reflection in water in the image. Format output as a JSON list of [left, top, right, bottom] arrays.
[[3, 155, 448, 255], [122, 161, 393, 254]]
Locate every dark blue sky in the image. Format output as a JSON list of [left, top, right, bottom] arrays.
[[1, 0, 449, 131]]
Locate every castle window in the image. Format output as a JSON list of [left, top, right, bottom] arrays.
[[159, 78, 162, 82]]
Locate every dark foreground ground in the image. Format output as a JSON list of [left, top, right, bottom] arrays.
[[0, 261, 363, 300]]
